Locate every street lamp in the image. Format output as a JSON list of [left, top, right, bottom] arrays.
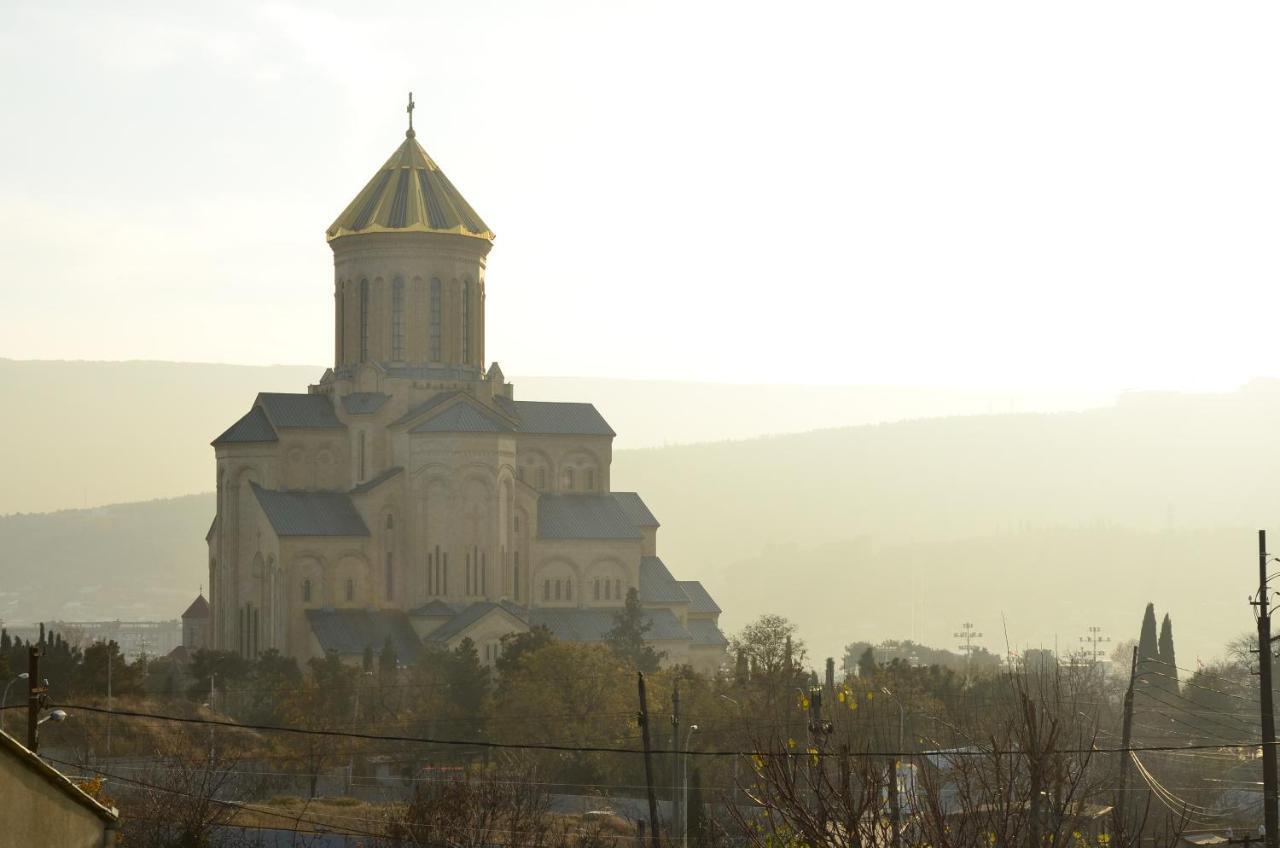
[[2, 673, 30, 733], [681, 724, 699, 848], [718, 695, 744, 807], [37, 709, 68, 726]]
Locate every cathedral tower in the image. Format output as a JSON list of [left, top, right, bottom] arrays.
[[327, 101, 494, 375]]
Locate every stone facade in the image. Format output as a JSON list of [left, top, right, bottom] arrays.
[[207, 125, 726, 674]]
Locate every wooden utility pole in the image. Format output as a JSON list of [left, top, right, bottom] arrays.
[[637, 673, 661, 848], [26, 645, 44, 751], [1257, 530, 1279, 848], [671, 681, 681, 847], [1116, 646, 1138, 831]]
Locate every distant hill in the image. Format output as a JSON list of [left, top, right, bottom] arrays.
[[4, 382, 1279, 664], [0, 358, 1107, 515]]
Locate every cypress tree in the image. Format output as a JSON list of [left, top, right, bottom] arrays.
[[1158, 614, 1179, 694], [858, 646, 876, 679], [1135, 603, 1160, 713]]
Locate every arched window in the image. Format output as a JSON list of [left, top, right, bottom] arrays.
[[554, 580, 561, 601], [615, 579, 622, 600], [386, 514, 394, 530], [345, 578, 354, 602], [463, 279, 472, 362], [586, 469, 596, 491], [536, 468, 547, 489], [302, 579, 312, 603], [543, 579, 550, 602], [430, 278, 442, 360], [358, 432, 367, 482], [563, 468, 575, 491], [594, 579, 600, 601], [391, 278, 404, 360], [514, 514, 521, 532], [566, 580, 572, 601], [386, 552, 395, 600], [359, 279, 370, 361]]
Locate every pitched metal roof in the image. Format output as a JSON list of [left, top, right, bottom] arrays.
[[537, 495, 643, 540], [410, 402, 513, 434], [251, 485, 370, 537], [181, 594, 211, 619], [393, 390, 465, 426], [528, 607, 690, 642], [687, 619, 729, 647], [612, 492, 659, 528], [212, 406, 278, 445], [409, 600, 460, 618], [508, 401, 615, 436], [639, 557, 689, 604], [326, 134, 493, 242], [257, 393, 344, 429], [305, 609, 421, 662], [349, 466, 404, 495], [341, 392, 390, 415], [424, 602, 526, 643], [678, 581, 722, 615]]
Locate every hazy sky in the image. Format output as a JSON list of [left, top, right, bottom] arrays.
[[2, 2, 1278, 391]]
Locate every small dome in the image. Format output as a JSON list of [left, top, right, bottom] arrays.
[[327, 135, 493, 242]]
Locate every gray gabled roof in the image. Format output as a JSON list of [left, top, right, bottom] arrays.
[[639, 557, 688, 604], [424, 602, 526, 643], [213, 406, 278, 445], [341, 392, 390, 415], [537, 494, 643, 540], [251, 484, 370, 537], [678, 581, 722, 614], [409, 600, 460, 618], [503, 400, 615, 436], [350, 466, 404, 495], [529, 607, 690, 642], [393, 391, 465, 426], [305, 609, 421, 662], [687, 618, 729, 647], [257, 393, 344, 429], [612, 492, 659, 528], [410, 402, 513, 434]]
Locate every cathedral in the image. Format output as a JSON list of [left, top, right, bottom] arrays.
[[206, 107, 726, 673]]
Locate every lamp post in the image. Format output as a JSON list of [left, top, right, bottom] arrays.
[[881, 687, 905, 848], [681, 724, 699, 848], [2, 673, 30, 733], [718, 695, 742, 807]]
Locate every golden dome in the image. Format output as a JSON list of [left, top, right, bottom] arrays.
[[326, 133, 493, 243]]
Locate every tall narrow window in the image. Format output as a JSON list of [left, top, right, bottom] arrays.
[[302, 579, 312, 603], [345, 579, 354, 602], [543, 579, 550, 602], [536, 468, 546, 489], [336, 281, 345, 363], [463, 279, 472, 362], [358, 432, 367, 482], [386, 553, 395, 600], [566, 581, 572, 601], [594, 579, 600, 601], [391, 278, 404, 360], [615, 579, 622, 600], [554, 580, 561, 601], [586, 469, 595, 490], [513, 558, 520, 601], [465, 553, 471, 595], [359, 279, 370, 361], [443, 553, 448, 594], [430, 278, 442, 360], [563, 468, 575, 491], [481, 552, 487, 595]]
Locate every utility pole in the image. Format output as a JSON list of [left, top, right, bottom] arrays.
[[106, 645, 112, 759], [26, 645, 44, 752], [954, 621, 983, 684], [1116, 646, 1138, 832], [825, 657, 835, 698], [637, 673, 660, 848], [1079, 626, 1111, 667], [671, 681, 681, 847], [1257, 530, 1279, 848]]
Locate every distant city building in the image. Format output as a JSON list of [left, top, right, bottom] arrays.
[[207, 106, 727, 673], [5, 621, 181, 662]]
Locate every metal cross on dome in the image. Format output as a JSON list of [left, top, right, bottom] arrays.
[[406, 92, 415, 137]]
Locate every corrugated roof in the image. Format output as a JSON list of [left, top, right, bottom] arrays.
[[181, 594, 210, 619], [687, 619, 729, 647], [327, 134, 493, 242], [213, 406, 278, 445], [350, 466, 404, 495], [612, 492, 659, 528], [678, 581, 722, 615], [410, 402, 513, 434], [305, 609, 421, 662], [251, 485, 370, 537], [257, 393, 344, 429], [639, 557, 689, 604], [529, 607, 690, 642], [341, 392, 390, 415], [538, 495, 643, 540], [510, 401, 615, 436]]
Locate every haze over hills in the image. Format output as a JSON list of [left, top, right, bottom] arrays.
[[0, 358, 1110, 515], [4, 376, 1279, 666]]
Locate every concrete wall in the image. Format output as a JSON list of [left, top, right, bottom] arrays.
[[0, 745, 115, 848]]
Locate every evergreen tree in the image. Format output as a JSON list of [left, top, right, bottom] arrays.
[[1136, 603, 1159, 682], [446, 637, 491, 737], [857, 646, 876, 679], [495, 626, 554, 677], [379, 637, 398, 677], [734, 649, 749, 686], [606, 588, 665, 673], [1157, 613, 1179, 694]]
